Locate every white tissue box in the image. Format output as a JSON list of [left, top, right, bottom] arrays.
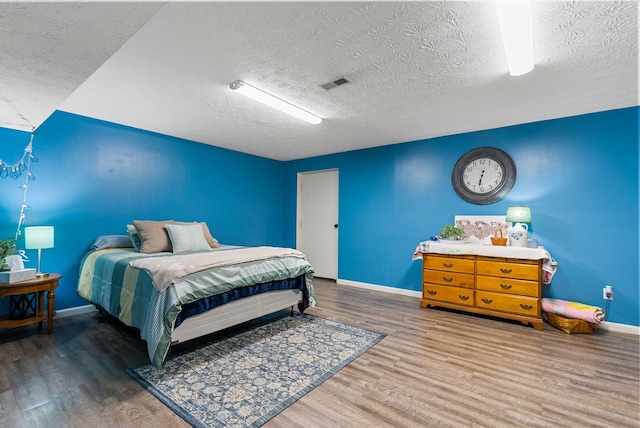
[[0, 268, 36, 284]]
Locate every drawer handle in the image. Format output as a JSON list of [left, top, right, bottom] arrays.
[[520, 304, 533, 310], [443, 263, 453, 268], [500, 268, 513, 274], [427, 290, 437, 295], [443, 277, 453, 282], [481, 298, 493, 304], [500, 284, 513, 290], [458, 295, 469, 301]]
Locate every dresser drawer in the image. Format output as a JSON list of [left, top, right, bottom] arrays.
[[476, 290, 540, 317], [423, 255, 475, 273], [423, 284, 474, 307], [476, 275, 540, 297], [476, 259, 540, 281], [424, 269, 474, 288]]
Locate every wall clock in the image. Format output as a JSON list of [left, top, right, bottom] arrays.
[[451, 147, 516, 205]]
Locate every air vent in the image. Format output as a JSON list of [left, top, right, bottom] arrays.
[[320, 76, 351, 91]]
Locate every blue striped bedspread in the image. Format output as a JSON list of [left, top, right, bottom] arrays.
[[77, 246, 315, 367]]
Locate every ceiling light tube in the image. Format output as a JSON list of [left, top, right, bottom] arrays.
[[229, 80, 323, 125], [495, 0, 534, 76]]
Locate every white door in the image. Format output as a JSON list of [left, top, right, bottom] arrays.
[[297, 169, 338, 279]]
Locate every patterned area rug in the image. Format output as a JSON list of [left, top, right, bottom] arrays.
[[127, 314, 385, 428]]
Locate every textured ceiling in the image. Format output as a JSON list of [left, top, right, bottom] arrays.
[[1, 1, 637, 161], [0, 2, 165, 131]]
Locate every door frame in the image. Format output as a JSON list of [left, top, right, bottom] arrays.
[[296, 168, 339, 279]]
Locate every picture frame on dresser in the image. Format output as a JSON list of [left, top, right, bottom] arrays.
[[454, 215, 509, 244]]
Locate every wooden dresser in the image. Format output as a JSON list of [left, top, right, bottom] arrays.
[[420, 249, 544, 330]]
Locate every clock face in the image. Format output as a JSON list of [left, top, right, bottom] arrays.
[[462, 157, 504, 194], [452, 147, 516, 205]]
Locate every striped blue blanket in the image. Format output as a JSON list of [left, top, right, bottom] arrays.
[[77, 247, 315, 367]]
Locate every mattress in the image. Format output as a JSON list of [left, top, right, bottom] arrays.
[[77, 246, 315, 366]]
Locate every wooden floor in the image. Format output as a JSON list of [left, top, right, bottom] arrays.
[[0, 278, 638, 427]]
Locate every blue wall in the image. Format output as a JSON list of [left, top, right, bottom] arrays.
[[1, 107, 638, 327], [0, 111, 284, 310], [284, 107, 639, 327]]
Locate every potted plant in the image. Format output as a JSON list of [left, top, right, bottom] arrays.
[[438, 223, 465, 242], [0, 238, 17, 271]]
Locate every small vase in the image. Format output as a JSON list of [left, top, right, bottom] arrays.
[[509, 223, 528, 247]]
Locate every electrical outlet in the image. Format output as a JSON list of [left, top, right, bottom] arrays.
[[602, 285, 614, 300]]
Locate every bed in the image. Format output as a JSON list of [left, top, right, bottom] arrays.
[[77, 221, 315, 367]]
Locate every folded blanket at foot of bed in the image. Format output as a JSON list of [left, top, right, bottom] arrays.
[[541, 298, 605, 323]]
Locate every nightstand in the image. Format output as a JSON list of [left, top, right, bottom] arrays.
[[0, 273, 61, 334]]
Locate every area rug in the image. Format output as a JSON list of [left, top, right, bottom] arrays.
[[126, 313, 385, 428]]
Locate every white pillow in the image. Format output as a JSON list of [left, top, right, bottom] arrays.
[[165, 223, 212, 254]]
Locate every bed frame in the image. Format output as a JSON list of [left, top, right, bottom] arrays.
[[96, 289, 304, 347], [171, 288, 303, 344]]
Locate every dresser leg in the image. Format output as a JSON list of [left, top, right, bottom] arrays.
[[529, 320, 544, 330]]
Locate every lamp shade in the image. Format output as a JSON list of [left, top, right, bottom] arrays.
[[505, 206, 531, 223], [25, 226, 54, 249]]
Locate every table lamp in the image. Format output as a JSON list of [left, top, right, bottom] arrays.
[[505, 206, 531, 247], [25, 226, 54, 276]]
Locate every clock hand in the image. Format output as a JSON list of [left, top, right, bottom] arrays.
[[479, 169, 485, 185]]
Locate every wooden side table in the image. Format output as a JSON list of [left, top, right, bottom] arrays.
[[0, 273, 61, 334]]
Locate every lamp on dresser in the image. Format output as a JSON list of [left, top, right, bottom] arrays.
[[25, 226, 54, 277], [506, 206, 531, 247]]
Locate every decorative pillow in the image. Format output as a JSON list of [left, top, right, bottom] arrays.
[[126, 224, 142, 252], [175, 221, 220, 248], [165, 223, 212, 254], [90, 235, 133, 250], [132, 219, 175, 253]]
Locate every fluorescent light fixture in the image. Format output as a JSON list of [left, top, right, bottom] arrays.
[[230, 80, 323, 125], [495, 0, 534, 76]]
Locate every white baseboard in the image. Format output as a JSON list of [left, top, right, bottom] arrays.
[[596, 321, 640, 335], [55, 304, 97, 319], [336, 278, 639, 335], [337, 278, 422, 298]]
